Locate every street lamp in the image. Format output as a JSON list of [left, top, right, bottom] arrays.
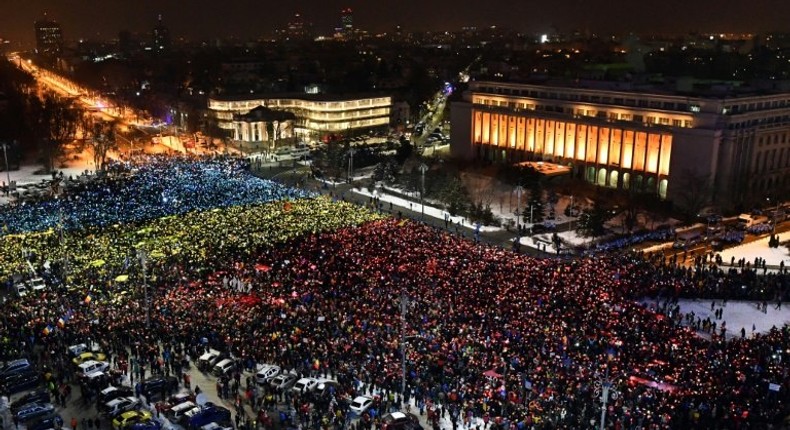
[[1, 142, 12, 194], [419, 163, 428, 219], [514, 185, 524, 233], [136, 249, 150, 329], [347, 147, 356, 184], [399, 289, 408, 405], [594, 369, 619, 430]]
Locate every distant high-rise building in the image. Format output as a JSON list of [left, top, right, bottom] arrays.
[[340, 8, 353, 34], [118, 30, 132, 57], [152, 14, 170, 52], [34, 17, 63, 56], [286, 13, 311, 40]]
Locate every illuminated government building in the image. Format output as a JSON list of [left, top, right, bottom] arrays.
[[451, 80, 790, 204], [208, 93, 392, 143]]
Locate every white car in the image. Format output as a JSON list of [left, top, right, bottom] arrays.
[[255, 365, 281, 385], [349, 396, 373, 415], [14, 283, 29, 297], [28, 277, 47, 292], [291, 377, 320, 394], [102, 396, 140, 417], [77, 360, 110, 377]]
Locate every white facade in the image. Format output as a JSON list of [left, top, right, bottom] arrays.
[[208, 95, 392, 141]]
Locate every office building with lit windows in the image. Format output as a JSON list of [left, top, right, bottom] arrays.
[[34, 18, 63, 57], [451, 80, 790, 204], [208, 93, 392, 143]]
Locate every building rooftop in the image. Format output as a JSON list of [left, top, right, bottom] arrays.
[[472, 76, 790, 99], [211, 91, 390, 102]]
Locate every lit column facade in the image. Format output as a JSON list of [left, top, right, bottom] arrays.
[[451, 80, 790, 205], [470, 110, 673, 198]]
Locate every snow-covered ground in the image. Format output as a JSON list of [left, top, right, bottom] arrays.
[[719, 231, 790, 267], [646, 298, 790, 339]]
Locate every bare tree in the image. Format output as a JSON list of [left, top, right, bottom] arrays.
[[39, 94, 79, 172], [674, 169, 713, 222], [85, 120, 119, 172]]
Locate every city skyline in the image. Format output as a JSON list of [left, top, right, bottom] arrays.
[[3, 0, 790, 46]]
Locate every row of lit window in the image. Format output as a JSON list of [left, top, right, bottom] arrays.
[[472, 111, 672, 176], [208, 98, 392, 113], [473, 98, 694, 128], [473, 84, 790, 116]]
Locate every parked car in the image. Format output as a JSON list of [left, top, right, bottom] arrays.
[[14, 283, 29, 297], [166, 401, 199, 424], [27, 277, 47, 292], [77, 360, 110, 377], [312, 379, 339, 397], [155, 392, 195, 414], [380, 412, 422, 430], [255, 365, 280, 385], [186, 405, 231, 429], [72, 351, 108, 366], [130, 421, 162, 430], [27, 414, 64, 430], [10, 389, 50, 413], [196, 350, 223, 371], [0, 359, 32, 377], [199, 423, 233, 430], [15, 403, 56, 423], [102, 396, 141, 418], [349, 396, 373, 415], [98, 386, 134, 405], [211, 358, 236, 377], [269, 373, 298, 391], [2, 371, 41, 394], [141, 376, 179, 400], [292, 377, 320, 394], [112, 410, 153, 430]]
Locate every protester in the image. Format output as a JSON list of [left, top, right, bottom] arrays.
[[1, 156, 789, 429]]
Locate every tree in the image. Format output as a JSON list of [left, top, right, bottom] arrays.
[[89, 120, 119, 172], [38, 94, 79, 172], [440, 176, 469, 217], [576, 201, 614, 239], [372, 158, 398, 184], [395, 135, 413, 165], [674, 169, 713, 222], [524, 182, 545, 225]]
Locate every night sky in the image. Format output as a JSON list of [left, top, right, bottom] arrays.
[[3, 0, 790, 46]]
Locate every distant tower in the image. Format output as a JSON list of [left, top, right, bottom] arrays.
[[34, 15, 63, 57], [152, 14, 170, 53], [340, 8, 353, 34]]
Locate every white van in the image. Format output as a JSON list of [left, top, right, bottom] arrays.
[[212, 358, 236, 377], [77, 360, 109, 377]]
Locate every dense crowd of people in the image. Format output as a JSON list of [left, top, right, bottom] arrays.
[[2, 156, 790, 430], [0, 155, 313, 235]]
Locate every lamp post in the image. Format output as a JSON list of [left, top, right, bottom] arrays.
[[136, 249, 150, 329], [594, 369, 619, 430], [1, 142, 11, 193], [400, 289, 408, 405], [347, 147, 356, 184], [515, 185, 524, 233], [419, 163, 428, 219], [568, 195, 574, 233]]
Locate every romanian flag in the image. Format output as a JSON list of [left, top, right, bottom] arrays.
[[84, 294, 93, 304], [57, 318, 66, 328], [42, 325, 52, 336]]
